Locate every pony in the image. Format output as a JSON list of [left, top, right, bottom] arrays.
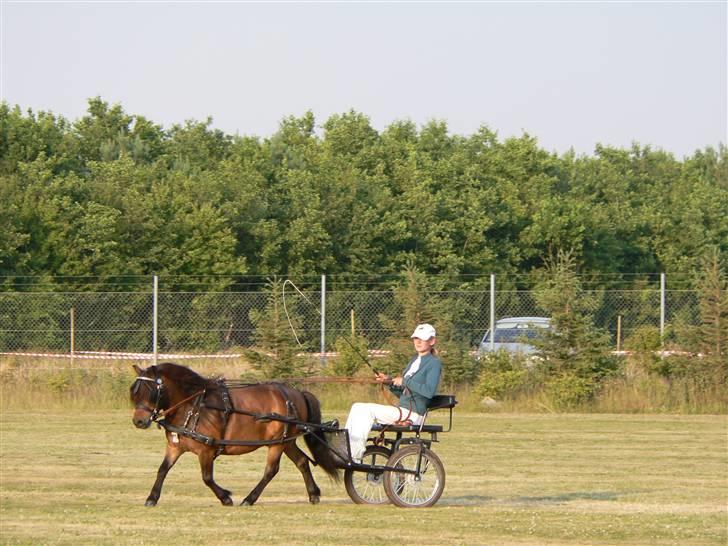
[[130, 362, 340, 506]]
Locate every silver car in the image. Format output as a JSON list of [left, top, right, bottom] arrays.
[[478, 317, 551, 356]]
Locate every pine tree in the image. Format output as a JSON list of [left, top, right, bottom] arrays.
[[246, 277, 311, 379], [696, 248, 727, 366], [532, 250, 618, 406]]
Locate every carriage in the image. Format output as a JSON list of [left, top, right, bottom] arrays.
[[130, 363, 457, 508], [331, 394, 457, 507]]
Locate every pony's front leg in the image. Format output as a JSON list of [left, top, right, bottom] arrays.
[[198, 449, 233, 506], [241, 445, 284, 506], [146, 444, 183, 506]]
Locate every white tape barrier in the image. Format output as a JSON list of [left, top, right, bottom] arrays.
[[0, 349, 392, 360]]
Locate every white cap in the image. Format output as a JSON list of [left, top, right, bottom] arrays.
[[410, 323, 436, 340]]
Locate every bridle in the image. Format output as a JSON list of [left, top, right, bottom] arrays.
[[132, 375, 165, 422], [132, 374, 206, 423]]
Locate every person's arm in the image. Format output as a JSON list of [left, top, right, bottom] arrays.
[[402, 357, 441, 399], [389, 357, 417, 394], [389, 383, 404, 395], [388, 374, 404, 395]]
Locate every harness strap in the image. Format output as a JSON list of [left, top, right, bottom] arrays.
[[214, 380, 234, 457], [159, 420, 303, 447], [150, 380, 313, 450]]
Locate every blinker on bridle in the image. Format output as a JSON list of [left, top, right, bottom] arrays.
[[133, 376, 164, 420]]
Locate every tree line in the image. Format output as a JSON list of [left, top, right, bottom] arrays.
[[1, 97, 726, 286]]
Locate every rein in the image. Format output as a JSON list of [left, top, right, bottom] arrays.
[[158, 389, 206, 420]]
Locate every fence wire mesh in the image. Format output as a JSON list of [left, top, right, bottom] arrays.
[[0, 275, 705, 360]]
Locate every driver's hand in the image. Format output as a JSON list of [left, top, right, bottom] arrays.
[[375, 372, 391, 383]]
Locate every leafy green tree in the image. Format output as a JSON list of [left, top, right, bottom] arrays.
[[74, 97, 135, 163], [165, 117, 232, 172], [0, 175, 30, 275], [0, 103, 79, 175], [2, 97, 726, 294]]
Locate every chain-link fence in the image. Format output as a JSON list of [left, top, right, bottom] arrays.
[[0, 274, 703, 362]]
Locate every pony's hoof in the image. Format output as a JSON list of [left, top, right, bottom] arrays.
[[221, 496, 233, 506], [240, 499, 254, 506], [144, 499, 157, 507], [309, 495, 320, 505]]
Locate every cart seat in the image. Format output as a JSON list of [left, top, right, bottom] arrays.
[[370, 395, 457, 434], [371, 423, 444, 433], [427, 395, 457, 410]]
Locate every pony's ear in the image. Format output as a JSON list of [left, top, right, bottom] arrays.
[[132, 364, 144, 375]]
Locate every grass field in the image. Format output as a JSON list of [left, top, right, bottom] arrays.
[[1, 408, 726, 545]]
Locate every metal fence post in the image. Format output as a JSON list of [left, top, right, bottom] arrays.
[[70, 307, 75, 364], [660, 272, 666, 343], [320, 274, 326, 365], [153, 275, 158, 365], [490, 273, 495, 351]]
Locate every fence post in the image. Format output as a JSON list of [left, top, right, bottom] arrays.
[[153, 275, 158, 365], [70, 307, 75, 364], [660, 272, 666, 344], [616, 315, 622, 352], [490, 274, 496, 351], [320, 274, 326, 366]]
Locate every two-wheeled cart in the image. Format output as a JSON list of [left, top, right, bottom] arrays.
[[324, 394, 457, 508]]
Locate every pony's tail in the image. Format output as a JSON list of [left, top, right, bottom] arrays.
[[302, 390, 341, 482]]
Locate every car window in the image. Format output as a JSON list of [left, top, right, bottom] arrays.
[[483, 327, 546, 343], [496, 328, 541, 342]]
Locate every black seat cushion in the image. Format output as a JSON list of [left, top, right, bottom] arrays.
[[371, 423, 443, 433]]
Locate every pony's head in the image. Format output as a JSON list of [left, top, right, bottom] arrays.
[[130, 363, 210, 429], [130, 364, 167, 429]]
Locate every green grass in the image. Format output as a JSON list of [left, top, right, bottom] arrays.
[[1, 410, 726, 545]]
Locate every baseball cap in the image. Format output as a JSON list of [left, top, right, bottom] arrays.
[[410, 323, 436, 340]]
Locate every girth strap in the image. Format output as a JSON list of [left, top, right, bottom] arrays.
[[215, 380, 234, 457]]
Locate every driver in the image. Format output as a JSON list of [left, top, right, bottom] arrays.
[[343, 323, 442, 463]]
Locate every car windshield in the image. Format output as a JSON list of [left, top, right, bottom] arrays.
[[484, 327, 544, 343]]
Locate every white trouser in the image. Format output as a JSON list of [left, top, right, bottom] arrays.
[[344, 402, 423, 461]]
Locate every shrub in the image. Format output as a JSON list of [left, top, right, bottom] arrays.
[[478, 368, 530, 399], [544, 373, 596, 409], [476, 351, 534, 400]]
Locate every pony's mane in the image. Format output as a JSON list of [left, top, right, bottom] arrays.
[[154, 362, 217, 391]]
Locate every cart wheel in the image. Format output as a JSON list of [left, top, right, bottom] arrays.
[[383, 445, 445, 508], [344, 445, 392, 504]]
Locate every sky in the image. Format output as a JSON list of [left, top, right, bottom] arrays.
[[1, 1, 726, 158]]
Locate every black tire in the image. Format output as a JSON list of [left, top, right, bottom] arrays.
[[344, 445, 392, 504], [383, 445, 445, 508]]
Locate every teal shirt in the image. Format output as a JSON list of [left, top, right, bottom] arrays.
[[389, 353, 442, 415]]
